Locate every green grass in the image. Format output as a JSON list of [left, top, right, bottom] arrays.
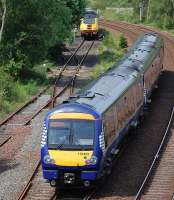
[[101, 8, 174, 36], [0, 60, 54, 121], [141, 21, 174, 36], [101, 8, 134, 23], [0, 80, 40, 120], [90, 31, 126, 79]]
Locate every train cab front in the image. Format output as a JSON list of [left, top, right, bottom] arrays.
[[41, 103, 103, 188]]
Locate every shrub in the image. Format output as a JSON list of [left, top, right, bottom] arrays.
[[119, 34, 128, 49]]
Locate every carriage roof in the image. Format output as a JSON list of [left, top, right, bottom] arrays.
[[67, 33, 163, 114]]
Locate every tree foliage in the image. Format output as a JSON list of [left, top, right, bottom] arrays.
[[147, 0, 174, 29], [131, 0, 174, 29], [0, 0, 6, 42], [0, 0, 86, 78], [90, 0, 174, 29], [90, 0, 132, 9], [119, 34, 128, 49], [65, 0, 86, 25]]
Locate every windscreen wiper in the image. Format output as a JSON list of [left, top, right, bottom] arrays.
[[56, 140, 66, 150], [56, 143, 64, 150]]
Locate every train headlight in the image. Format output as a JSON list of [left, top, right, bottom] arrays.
[[44, 155, 55, 164], [85, 155, 98, 165]]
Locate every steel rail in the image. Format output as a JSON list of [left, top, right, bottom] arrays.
[[0, 135, 11, 147], [99, 20, 138, 41], [0, 40, 85, 128], [83, 188, 97, 200], [70, 40, 95, 95], [51, 39, 85, 106], [134, 106, 174, 200], [172, 194, 174, 200], [52, 40, 94, 106], [17, 160, 41, 200], [25, 40, 86, 123], [25, 71, 78, 125], [100, 20, 174, 66], [0, 86, 50, 127], [16, 40, 95, 200]]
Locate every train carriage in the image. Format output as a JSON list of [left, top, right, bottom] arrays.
[[41, 32, 164, 187]]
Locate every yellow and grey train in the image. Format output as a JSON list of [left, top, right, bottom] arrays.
[[80, 9, 99, 38], [41, 32, 164, 187]]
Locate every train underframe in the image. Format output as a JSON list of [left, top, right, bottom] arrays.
[[81, 31, 98, 39], [44, 168, 101, 188]]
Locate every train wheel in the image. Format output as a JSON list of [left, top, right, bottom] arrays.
[[104, 158, 113, 176]]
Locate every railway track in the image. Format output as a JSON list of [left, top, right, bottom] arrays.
[[0, 39, 85, 129], [0, 39, 93, 148], [99, 19, 174, 68], [14, 39, 95, 200], [135, 107, 174, 200], [1, 19, 174, 200], [91, 20, 174, 200]]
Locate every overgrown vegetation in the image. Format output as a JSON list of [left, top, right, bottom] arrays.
[[91, 31, 127, 79], [0, 0, 86, 119], [89, 0, 134, 22], [89, 0, 174, 31], [119, 34, 128, 48]]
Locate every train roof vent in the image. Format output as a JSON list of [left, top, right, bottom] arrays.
[[132, 63, 144, 72], [135, 47, 152, 53], [70, 90, 105, 99], [62, 100, 70, 104], [128, 57, 144, 64], [69, 91, 95, 99], [139, 43, 156, 49], [145, 32, 158, 37], [116, 74, 125, 78]]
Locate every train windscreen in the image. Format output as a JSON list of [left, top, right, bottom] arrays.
[[83, 18, 95, 24], [84, 11, 97, 19], [48, 119, 95, 150]]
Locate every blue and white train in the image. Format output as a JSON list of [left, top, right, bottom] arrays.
[[41, 32, 164, 187]]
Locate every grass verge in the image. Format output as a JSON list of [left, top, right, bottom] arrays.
[[90, 30, 127, 79], [0, 60, 54, 120]]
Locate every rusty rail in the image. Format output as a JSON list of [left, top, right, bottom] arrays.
[[16, 40, 95, 200], [0, 40, 85, 127], [70, 40, 94, 95], [51, 39, 85, 107], [17, 160, 41, 200], [52, 40, 94, 107], [0, 135, 12, 147], [0, 86, 50, 127], [134, 106, 174, 200]]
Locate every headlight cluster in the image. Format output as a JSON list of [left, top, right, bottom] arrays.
[[44, 155, 55, 164], [85, 155, 98, 165]]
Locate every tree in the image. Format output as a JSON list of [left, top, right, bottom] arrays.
[[0, 0, 86, 78], [146, 0, 174, 29], [0, 0, 6, 42], [65, 0, 86, 26], [131, 0, 174, 28], [119, 34, 128, 49]]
